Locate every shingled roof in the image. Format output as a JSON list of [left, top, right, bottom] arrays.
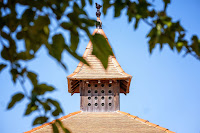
[[25, 111, 175, 133], [67, 29, 132, 95]]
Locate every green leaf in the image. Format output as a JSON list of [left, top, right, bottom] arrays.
[[103, 0, 111, 15], [0, 64, 7, 72], [24, 37, 42, 53], [149, 10, 156, 18], [21, 8, 35, 27], [32, 84, 55, 95], [20, 68, 27, 76], [52, 109, 61, 116], [49, 34, 88, 66], [40, 102, 51, 112], [163, 0, 171, 11], [33, 116, 48, 125], [70, 31, 79, 52], [7, 93, 24, 109], [65, 45, 89, 66], [91, 33, 113, 69], [114, 0, 125, 17], [73, 3, 87, 16], [56, 120, 70, 133], [16, 31, 24, 40], [191, 35, 200, 56], [43, 26, 49, 35], [52, 123, 59, 133], [148, 36, 157, 53], [81, 0, 85, 8], [10, 69, 18, 83], [61, 22, 73, 30], [47, 99, 63, 116], [27, 71, 38, 85], [80, 18, 96, 27], [176, 42, 184, 53], [127, 2, 137, 22], [158, 34, 170, 50], [47, 99, 60, 108], [1, 34, 17, 62], [88, 0, 92, 5], [134, 18, 140, 30], [48, 34, 65, 61], [16, 51, 34, 60], [60, 62, 67, 71], [34, 15, 50, 30], [24, 103, 38, 115], [3, 10, 19, 32]]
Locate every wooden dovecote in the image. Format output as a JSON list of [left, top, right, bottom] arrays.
[[25, 4, 175, 133], [67, 3, 132, 112]]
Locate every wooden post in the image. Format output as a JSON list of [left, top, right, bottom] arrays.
[[114, 81, 120, 111]]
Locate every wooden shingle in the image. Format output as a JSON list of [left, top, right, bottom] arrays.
[[67, 29, 132, 94], [27, 111, 175, 133]]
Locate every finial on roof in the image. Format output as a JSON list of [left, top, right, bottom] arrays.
[[95, 3, 102, 29]]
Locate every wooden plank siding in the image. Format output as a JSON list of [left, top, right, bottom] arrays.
[[80, 80, 120, 112]]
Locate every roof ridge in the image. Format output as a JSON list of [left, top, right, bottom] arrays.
[[24, 111, 82, 133], [117, 111, 175, 133]]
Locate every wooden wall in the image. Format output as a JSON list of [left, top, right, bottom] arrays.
[[80, 80, 120, 112]]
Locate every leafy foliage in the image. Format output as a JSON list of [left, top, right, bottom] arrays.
[[7, 93, 24, 109], [91, 33, 113, 69], [47, 99, 63, 116], [0, 63, 7, 72], [25, 102, 38, 115], [33, 116, 48, 125], [0, 0, 199, 133], [56, 120, 70, 133], [27, 72, 38, 85], [52, 123, 59, 133], [101, 0, 200, 58], [51, 120, 70, 133]]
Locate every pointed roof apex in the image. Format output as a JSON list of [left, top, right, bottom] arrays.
[[95, 3, 102, 29], [67, 28, 132, 95]]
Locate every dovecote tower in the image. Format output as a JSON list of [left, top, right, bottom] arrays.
[[26, 4, 175, 133], [67, 3, 132, 112]]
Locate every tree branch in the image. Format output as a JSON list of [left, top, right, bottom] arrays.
[[18, 77, 30, 99], [142, 19, 155, 27]]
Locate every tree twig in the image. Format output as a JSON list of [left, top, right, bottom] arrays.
[[142, 19, 155, 27], [18, 77, 30, 99]]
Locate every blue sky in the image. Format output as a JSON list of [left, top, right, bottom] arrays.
[[0, 0, 200, 133]]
